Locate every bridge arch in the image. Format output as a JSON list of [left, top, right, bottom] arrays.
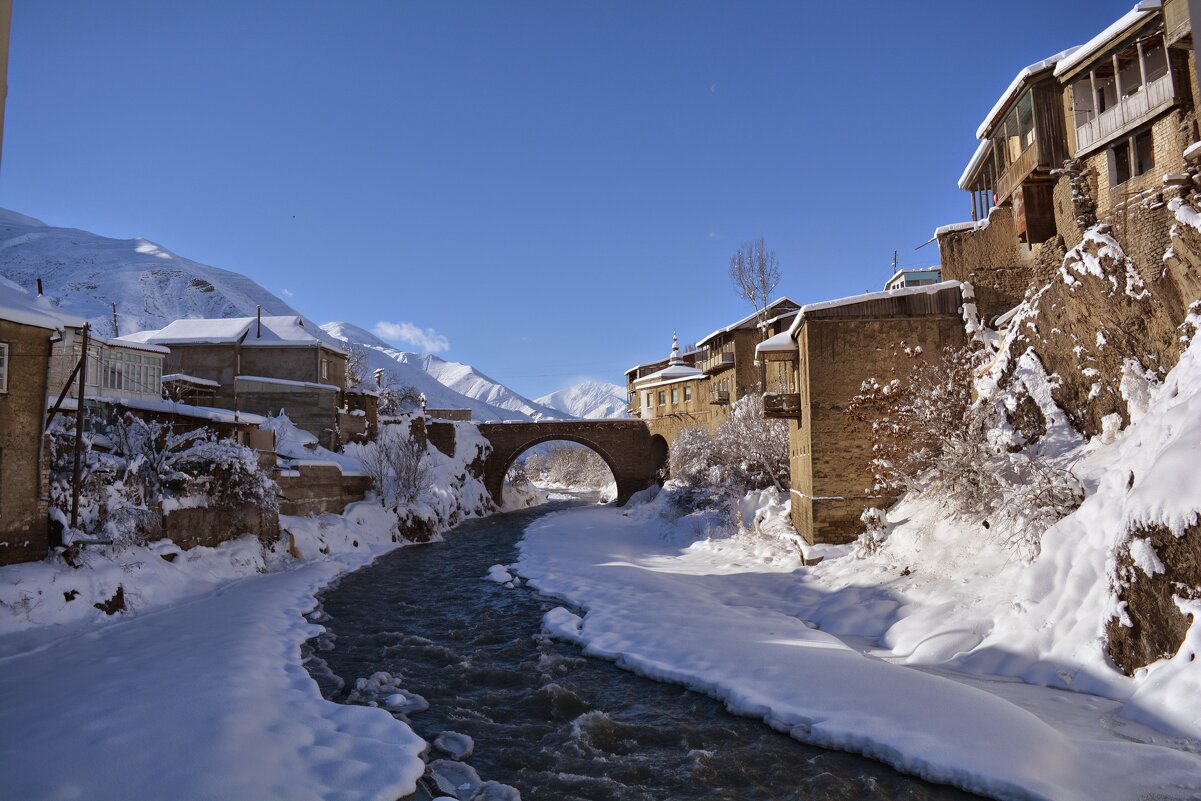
[[476, 420, 666, 508]]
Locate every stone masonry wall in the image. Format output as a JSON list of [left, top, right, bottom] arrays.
[[0, 321, 51, 565], [938, 206, 1044, 321], [791, 314, 966, 545], [162, 503, 279, 550]]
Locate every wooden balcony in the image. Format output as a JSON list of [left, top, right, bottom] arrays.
[[995, 142, 1040, 204], [763, 392, 802, 419], [1076, 72, 1174, 154], [709, 389, 730, 405], [703, 352, 735, 374]]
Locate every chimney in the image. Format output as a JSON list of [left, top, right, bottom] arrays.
[[36, 277, 43, 296], [257, 305, 262, 338]]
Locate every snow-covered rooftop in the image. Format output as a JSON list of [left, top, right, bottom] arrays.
[[755, 330, 798, 354], [162, 373, 220, 388], [975, 46, 1081, 141], [235, 375, 341, 393], [122, 315, 346, 354], [0, 289, 88, 331], [786, 280, 963, 338], [56, 395, 265, 425], [958, 139, 993, 190], [1053, 1, 1161, 79], [695, 297, 800, 349]]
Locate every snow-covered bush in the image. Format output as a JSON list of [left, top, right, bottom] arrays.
[[847, 343, 1083, 559], [349, 423, 431, 509], [521, 444, 612, 489], [48, 411, 277, 548], [667, 393, 789, 514]]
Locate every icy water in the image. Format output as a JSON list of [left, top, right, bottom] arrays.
[[310, 496, 983, 801]]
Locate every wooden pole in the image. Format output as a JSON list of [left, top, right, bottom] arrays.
[[110, 302, 119, 337], [70, 323, 89, 529]]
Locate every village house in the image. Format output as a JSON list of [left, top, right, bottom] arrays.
[[1056, 0, 1197, 221], [694, 297, 800, 413], [758, 282, 966, 545], [120, 314, 349, 446], [884, 266, 943, 292], [939, 1, 1198, 320], [0, 292, 82, 565], [627, 335, 710, 442]]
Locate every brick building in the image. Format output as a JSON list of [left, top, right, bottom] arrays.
[[939, 0, 1199, 321], [0, 293, 74, 565], [758, 282, 966, 545], [120, 314, 349, 446]]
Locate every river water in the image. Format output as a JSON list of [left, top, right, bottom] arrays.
[[309, 496, 982, 801]]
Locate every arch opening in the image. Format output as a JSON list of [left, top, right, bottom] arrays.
[[498, 436, 620, 507], [647, 434, 669, 484]]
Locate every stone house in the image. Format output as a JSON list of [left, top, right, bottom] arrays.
[[939, 1, 1199, 320], [757, 282, 966, 545], [628, 335, 711, 442], [1056, 0, 1197, 222], [120, 315, 349, 446], [0, 293, 80, 565], [694, 298, 800, 412]]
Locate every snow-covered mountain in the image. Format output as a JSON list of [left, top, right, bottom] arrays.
[[0, 209, 303, 337], [0, 208, 555, 422], [536, 380, 628, 419], [321, 321, 563, 422]]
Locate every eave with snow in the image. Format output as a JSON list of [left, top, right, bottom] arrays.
[[958, 46, 1080, 243]]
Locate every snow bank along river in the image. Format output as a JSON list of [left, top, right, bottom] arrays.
[[311, 496, 981, 800]]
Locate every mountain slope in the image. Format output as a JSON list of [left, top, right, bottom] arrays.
[[322, 321, 563, 422], [0, 209, 302, 337], [536, 380, 628, 419], [0, 208, 558, 422]]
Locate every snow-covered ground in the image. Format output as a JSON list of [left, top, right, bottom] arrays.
[[514, 329, 1201, 801], [0, 420, 497, 800], [517, 494, 1201, 801]]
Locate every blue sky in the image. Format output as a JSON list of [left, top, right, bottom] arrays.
[[1, 0, 1135, 399]]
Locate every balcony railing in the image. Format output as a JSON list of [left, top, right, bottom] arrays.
[[703, 352, 735, 374], [995, 142, 1040, 203], [763, 392, 802, 419], [709, 389, 730, 405], [1076, 72, 1174, 153]]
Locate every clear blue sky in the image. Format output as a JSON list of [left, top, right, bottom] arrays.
[[1, 0, 1135, 399]]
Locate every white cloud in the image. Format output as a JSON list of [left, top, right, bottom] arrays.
[[280, 288, 294, 297], [372, 320, 450, 353], [708, 231, 720, 240]]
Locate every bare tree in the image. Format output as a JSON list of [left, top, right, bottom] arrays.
[[344, 342, 370, 388], [729, 237, 781, 337]]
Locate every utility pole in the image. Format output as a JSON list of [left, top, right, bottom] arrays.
[[69, 323, 89, 530], [110, 302, 120, 337], [892, 250, 898, 275]]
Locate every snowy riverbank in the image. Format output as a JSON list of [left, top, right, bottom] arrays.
[[515, 491, 1201, 801]]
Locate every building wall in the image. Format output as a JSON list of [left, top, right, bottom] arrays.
[[636, 376, 719, 444], [0, 320, 50, 565], [1084, 108, 1196, 221], [790, 314, 966, 545], [165, 343, 347, 403], [937, 206, 1045, 321]]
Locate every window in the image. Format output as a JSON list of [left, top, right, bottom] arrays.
[[671, 388, 679, 404], [0, 342, 8, 393], [1111, 140, 1131, 185], [321, 358, 330, 381], [658, 390, 665, 405], [1134, 130, 1154, 176], [684, 386, 692, 402], [1109, 130, 1155, 186]]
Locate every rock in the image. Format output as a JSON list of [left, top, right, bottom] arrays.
[[432, 731, 474, 761]]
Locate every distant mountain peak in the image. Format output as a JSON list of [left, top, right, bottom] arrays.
[[536, 380, 628, 419]]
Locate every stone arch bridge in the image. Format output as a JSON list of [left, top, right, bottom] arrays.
[[476, 420, 668, 507]]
